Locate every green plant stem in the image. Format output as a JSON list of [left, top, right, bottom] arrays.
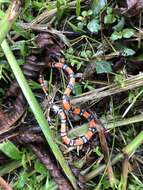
[[68, 113, 143, 139], [85, 153, 124, 181], [85, 131, 143, 181], [0, 2, 77, 188], [1, 39, 77, 190], [0, 155, 36, 176], [123, 131, 143, 155], [106, 113, 143, 129], [0, 0, 22, 44], [122, 155, 129, 190]]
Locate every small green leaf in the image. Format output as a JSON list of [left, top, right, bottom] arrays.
[[93, 146, 102, 156], [110, 31, 122, 41], [80, 50, 87, 58], [122, 28, 134, 38], [96, 60, 112, 73], [104, 14, 116, 24], [80, 50, 92, 58], [70, 59, 83, 70], [87, 19, 100, 33], [114, 74, 125, 87], [87, 10, 93, 16], [106, 7, 112, 14], [102, 177, 111, 189], [77, 16, 83, 21], [0, 10, 4, 19], [29, 80, 41, 90], [0, 140, 22, 160], [21, 153, 27, 169], [67, 48, 74, 54], [73, 160, 84, 169], [92, 0, 107, 15], [121, 47, 135, 56], [14, 170, 28, 188], [113, 17, 125, 31], [45, 175, 57, 190], [77, 22, 84, 30], [73, 83, 82, 95], [86, 50, 93, 57], [68, 21, 84, 32], [34, 160, 47, 175], [13, 23, 30, 39], [81, 10, 87, 17], [56, 0, 66, 20]]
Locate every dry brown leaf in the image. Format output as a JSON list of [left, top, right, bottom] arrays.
[[127, 0, 138, 9], [122, 0, 143, 17]]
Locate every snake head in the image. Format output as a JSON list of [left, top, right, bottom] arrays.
[[48, 52, 64, 62]]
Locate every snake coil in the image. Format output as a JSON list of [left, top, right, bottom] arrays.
[[39, 61, 98, 147], [0, 33, 98, 147]]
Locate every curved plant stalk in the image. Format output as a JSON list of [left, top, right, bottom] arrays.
[[0, 0, 23, 44], [0, 1, 77, 189], [1, 39, 77, 190], [68, 113, 143, 138], [121, 155, 129, 190]]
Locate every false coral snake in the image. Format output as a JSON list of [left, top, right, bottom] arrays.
[[39, 61, 98, 147]]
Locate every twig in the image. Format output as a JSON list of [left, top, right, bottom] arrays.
[[95, 123, 116, 187], [19, 23, 71, 46], [122, 89, 143, 118], [121, 155, 129, 190], [85, 153, 124, 181], [70, 73, 143, 106], [85, 131, 143, 181], [70, 165, 86, 190], [31, 0, 88, 24], [105, 113, 143, 129]]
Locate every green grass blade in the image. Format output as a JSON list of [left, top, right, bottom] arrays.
[[1, 39, 77, 190]]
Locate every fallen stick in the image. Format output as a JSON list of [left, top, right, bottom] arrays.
[[85, 131, 143, 181], [71, 73, 143, 106]]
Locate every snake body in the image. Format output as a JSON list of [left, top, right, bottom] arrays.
[[39, 62, 97, 146], [0, 33, 98, 146]]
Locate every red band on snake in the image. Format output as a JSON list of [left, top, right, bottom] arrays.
[[39, 62, 98, 147]]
